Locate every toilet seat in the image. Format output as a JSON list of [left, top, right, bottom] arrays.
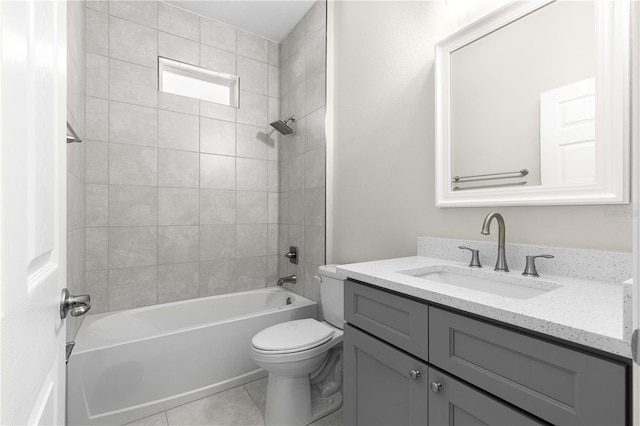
[[252, 319, 334, 354]]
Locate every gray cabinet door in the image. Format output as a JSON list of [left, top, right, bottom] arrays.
[[429, 307, 627, 426], [344, 324, 428, 426], [428, 367, 546, 426], [345, 280, 429, 360]]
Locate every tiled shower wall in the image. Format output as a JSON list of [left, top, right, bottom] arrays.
[[277, 2, 327, 303], [84, 0, 283, 313], [67, 0, 87, 338]]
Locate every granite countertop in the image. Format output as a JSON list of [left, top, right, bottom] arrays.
[[337, 256, 631, 358]]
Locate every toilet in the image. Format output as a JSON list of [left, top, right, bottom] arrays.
[[250, 265, 346, 426]]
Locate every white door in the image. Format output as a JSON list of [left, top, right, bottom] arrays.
[[540, 78, 596, 186], [0, 1, 67, 425]]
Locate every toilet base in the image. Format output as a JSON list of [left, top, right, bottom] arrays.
[[263, 375, 342, 426]]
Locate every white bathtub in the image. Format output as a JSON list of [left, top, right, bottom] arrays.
[[67, 288, 317, 426]]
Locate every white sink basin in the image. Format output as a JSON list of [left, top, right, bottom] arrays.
[[399, 266, 560, 300]]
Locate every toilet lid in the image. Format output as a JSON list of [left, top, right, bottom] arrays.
[[252, 319, 334, 353]]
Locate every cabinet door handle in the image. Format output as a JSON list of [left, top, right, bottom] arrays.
[[409, 370, 421, 380], [430, 382, 442, 394]]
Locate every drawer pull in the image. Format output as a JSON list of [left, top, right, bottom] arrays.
[[430, 382, 443, 394], [409, 370, 421, 380]]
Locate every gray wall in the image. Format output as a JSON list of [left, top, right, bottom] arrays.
[[332, 0, 632, 265], [67, 0, 87, 339], [84, 1, 283, 313], [277, 1, 327, 302]]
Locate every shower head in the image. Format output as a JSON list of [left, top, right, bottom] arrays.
[[270, 115, 295, 135]]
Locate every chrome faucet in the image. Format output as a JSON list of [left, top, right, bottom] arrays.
[[277, 275, 296, 286], [481, 212, 509, 272]]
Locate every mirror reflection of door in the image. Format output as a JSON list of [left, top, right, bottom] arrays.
[[540, 78, 596, 186]]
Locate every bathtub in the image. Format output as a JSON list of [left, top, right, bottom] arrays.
[[67, 288, 317, 426]]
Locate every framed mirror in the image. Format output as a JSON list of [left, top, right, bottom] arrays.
[[435, 0, 630, 207]]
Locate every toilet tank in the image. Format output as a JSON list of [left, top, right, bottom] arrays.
[[318, 265, 346, 329]]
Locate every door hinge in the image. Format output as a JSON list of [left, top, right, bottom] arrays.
[[632, 329, 639, 365]]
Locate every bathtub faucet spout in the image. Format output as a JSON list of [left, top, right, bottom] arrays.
[[277, 275, 296, 286]]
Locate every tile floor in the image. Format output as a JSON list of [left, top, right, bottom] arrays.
[[124, 377, 344, 426]]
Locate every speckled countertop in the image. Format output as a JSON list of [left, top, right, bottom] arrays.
[[337, 256, 631, 358]]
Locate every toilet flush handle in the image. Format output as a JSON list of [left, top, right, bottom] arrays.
[[314, 275, 322, 283]]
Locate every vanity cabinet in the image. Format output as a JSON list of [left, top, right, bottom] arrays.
[[344, 280, 629, 426]]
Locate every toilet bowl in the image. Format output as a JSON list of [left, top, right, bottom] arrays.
[[250, 265, 346, 426]]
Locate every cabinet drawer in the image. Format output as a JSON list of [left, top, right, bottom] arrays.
[[429, 307, 626, 426], [429, 367, 545, 426], [344, 324, 428, 426], [345, 280, 429, 360]]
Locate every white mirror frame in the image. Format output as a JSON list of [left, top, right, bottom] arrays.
[[435, 0, 630, 207]]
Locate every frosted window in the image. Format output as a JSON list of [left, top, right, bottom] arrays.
[[158, 57, 239, 107]]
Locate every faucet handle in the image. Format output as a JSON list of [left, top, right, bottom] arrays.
[[522, 254, 554, 277], [458, 246, 482, 268]]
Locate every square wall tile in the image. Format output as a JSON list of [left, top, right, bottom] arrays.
[[158, 188, 199, 225], [86, 9, 108, 56], [109, 1, 158, 28], [268, 224, 279, 256], [238, 56, 268, 96], [109, 266, 157, 311], [86, 53, 109, 99], [199, 259, 235, 296], [237, 30, 268, 63], [200, 190, 235, 224], [268, 66, 280, 98], [236, 192, 267, 224], [304, 226, 325, 265], [305, 186, 325, 227], [200, 44, 236, 75], [86, 227, 108, 271], [289, 154, 306, 191], [86, 184, 109, 227], [86, 141, 108, 184], [109, 143, 157, 186], [200, 154, 236, 190], [159, 31, 199, 65], [236, 158, 267, 191], [200, 225, 236, 260], [159, 92, 199, 116], [158, 109, 199, 152], [86, 97, 108, 141], [305, 29, 326, 75], [306, 67, 326, 114], [305, 147, 325, 189], [109, 227, 157, 268], [158, 149, 199, 188], [109, 16, 157, 68], [306, 107, 326, 151], [237, 91, 268, 127], [158, 263, 199, 303], [200, 117, 235, 156], [269, 41, 280, 67], [236, 124, 268, 160], [201, 18, 236, 53], [234, 257, 268, 290], [236, 224, 268, 257], [267, 161, 278, 192], [158, 2, 199, 41], [86, 270, 109, 314], [158, 226, 199, 264], [288, 189, 305, 226], [268, 193, 279, 224], [109, 101, 157, 147], [200, 100, 235, 122], [110, 59, 158, 107], [108, 185, 157, 226]]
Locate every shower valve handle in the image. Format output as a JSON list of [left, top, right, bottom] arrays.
[[284, 246, 298, 265]]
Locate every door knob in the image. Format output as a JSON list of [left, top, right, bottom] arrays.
[[409, 370, 421, 380], [60, 288, 91, 319], [430, 382, 443, 394]]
